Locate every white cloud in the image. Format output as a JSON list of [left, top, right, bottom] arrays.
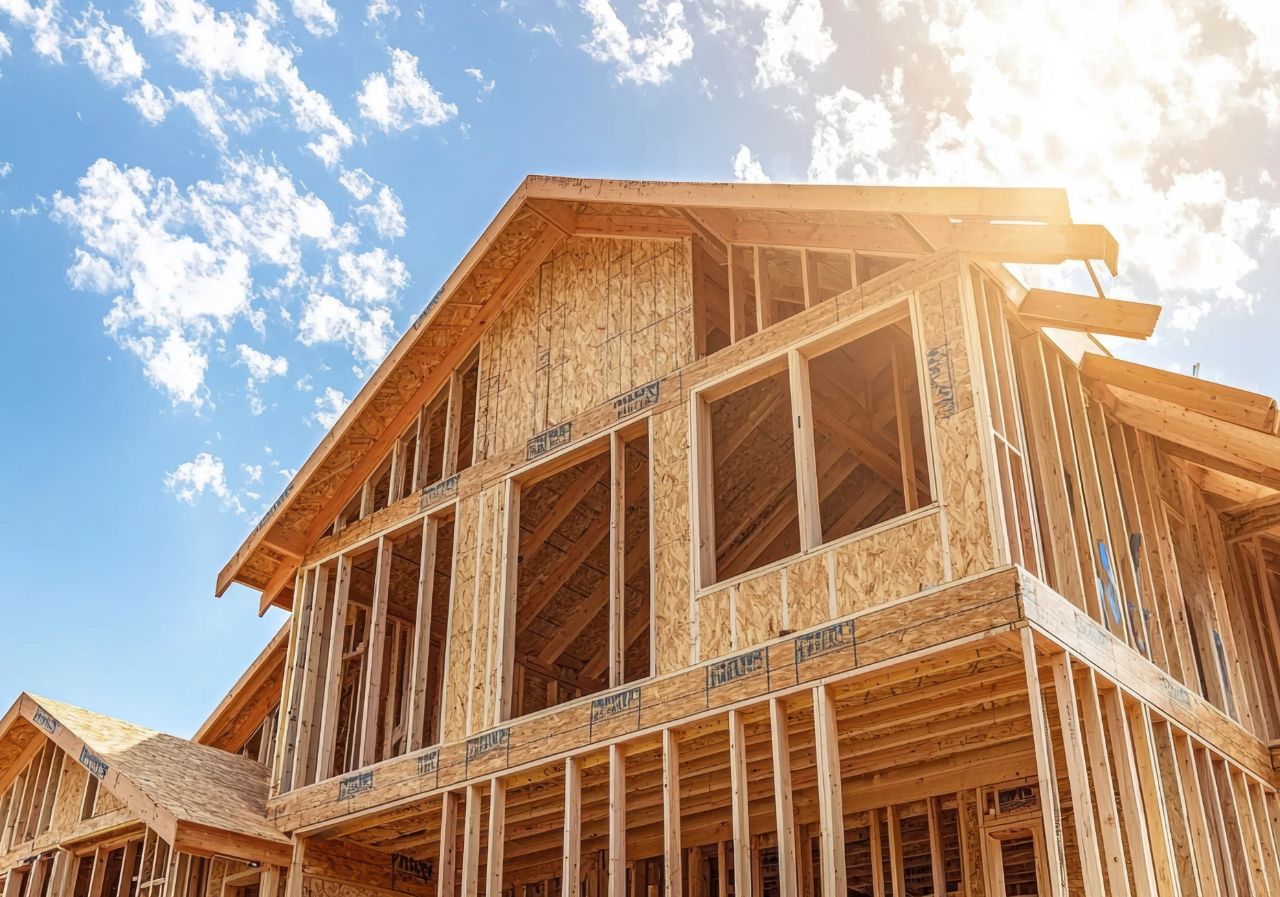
[[358, 185, 405, 238], [339, 166, 374, 200], [125, 81, 169, 123], [803, 0, 1278, 310], [357, 48, 457, 131], [74, 8, 144, 85], [464, 66, 495, 97], [366, 0, 396, 23], [0, 161, 11, 178], [734, 0, 834, 89], [165, 451, 240, 508], [580, 0, 692, 86], [0, 0, 64, 62], [312, 385, 349, 427], [133, 0, 353, 163], [732, 144, 769, 182], [172, 86, 257, 147], [808, 85, 895, 183], [241, 462, 263, 482], [0, 30, 11, 64], [339, 246, 408, 304], [51, 156, 343, 406], [237, 343, 287, 378], [290, 0, 336, 36], [129, 330, 209, 406], [298, 291, 395, 362]]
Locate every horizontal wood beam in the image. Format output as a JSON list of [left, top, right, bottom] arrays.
[[1097, 385, 1280, 477], [522, 176, 1074, 223], [948, 223, 1120, 274], [1084, 353, 1279, 434], [1019, 290, 1160, 339], [1223, 493, 1280, 542]]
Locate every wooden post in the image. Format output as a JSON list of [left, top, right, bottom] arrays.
[[462, 784, 484, 897], [1170, 735, 1219, 896], [87, 846, 109, 897], [662, 732, 683, 897], [564, 758, 582, 897], [608, 744, 626, 897], [259, 868, 280, 897], [487, 779, 507, 897], [728, 710, 753, 897], [769, 699, 797, 897], [1020, 629, 1067, 897], [1050, 653, 1106, 897], [788, 350, 822, 552], [1121, 699, 1182, 897], [316, 555, 352, 781], [1099, 686, 1158, 897], [408, 519, 440, 751], [886, 806, 904, 897], [927, 798, 946, 897], [283, 838, 305, 897], [868, 810, 885, 897], [608, 432, 626, 687], [891, 343, 919, 511], [1077, 672, 1131, 897], [440, 791, 460, 897], [811, 685, 847, 897], [360, 535, 394, 767]]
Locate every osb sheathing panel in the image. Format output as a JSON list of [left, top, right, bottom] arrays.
[[916, 275, 995, 578], [440, 482, 508, 741], [50, 754, 85, 835], [650, 401, 691, 675], [476, 236, 693, 460], [831, 512, 946, 615]]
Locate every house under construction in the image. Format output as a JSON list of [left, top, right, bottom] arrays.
[[6, 176, 1280, 897]]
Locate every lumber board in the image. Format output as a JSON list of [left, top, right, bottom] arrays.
[[1019, 290, 1160, 339]]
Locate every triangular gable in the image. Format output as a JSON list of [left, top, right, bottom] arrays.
[[6, 695, 288, 866]]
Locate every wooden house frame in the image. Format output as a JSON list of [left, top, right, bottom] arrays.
[[9, 176, 1280, 897]]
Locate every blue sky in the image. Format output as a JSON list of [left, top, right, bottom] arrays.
[[0, 0, 1277, 737]]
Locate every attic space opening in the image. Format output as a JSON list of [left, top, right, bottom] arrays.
[[507, 425, 652, 720]]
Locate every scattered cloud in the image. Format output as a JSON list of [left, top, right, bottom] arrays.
[[164, 451, 244, 511], [311, 385, 349, 427], [357, 47, 457, 132], [358, 185, 405, 238], [133, 0, 353, 163], [50, 155, 347, 407], [298, 291, 395, 362], [241, 462, 263, 482], [733, 0, 834, 89], [0, 161, 11, 178], [731, 144, 769, 182], [0, 0, 64, 62], [339, 246, 408, 303], [464, 66, 495, 98], [339, 166, 374, 200], [580, 0, 693, 86], [290, 0, 337, 36], [125, 81, 169, 123], [366, 0, 396, 23], [237, 344, 288, 379], [74, 8, 145, 85]]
